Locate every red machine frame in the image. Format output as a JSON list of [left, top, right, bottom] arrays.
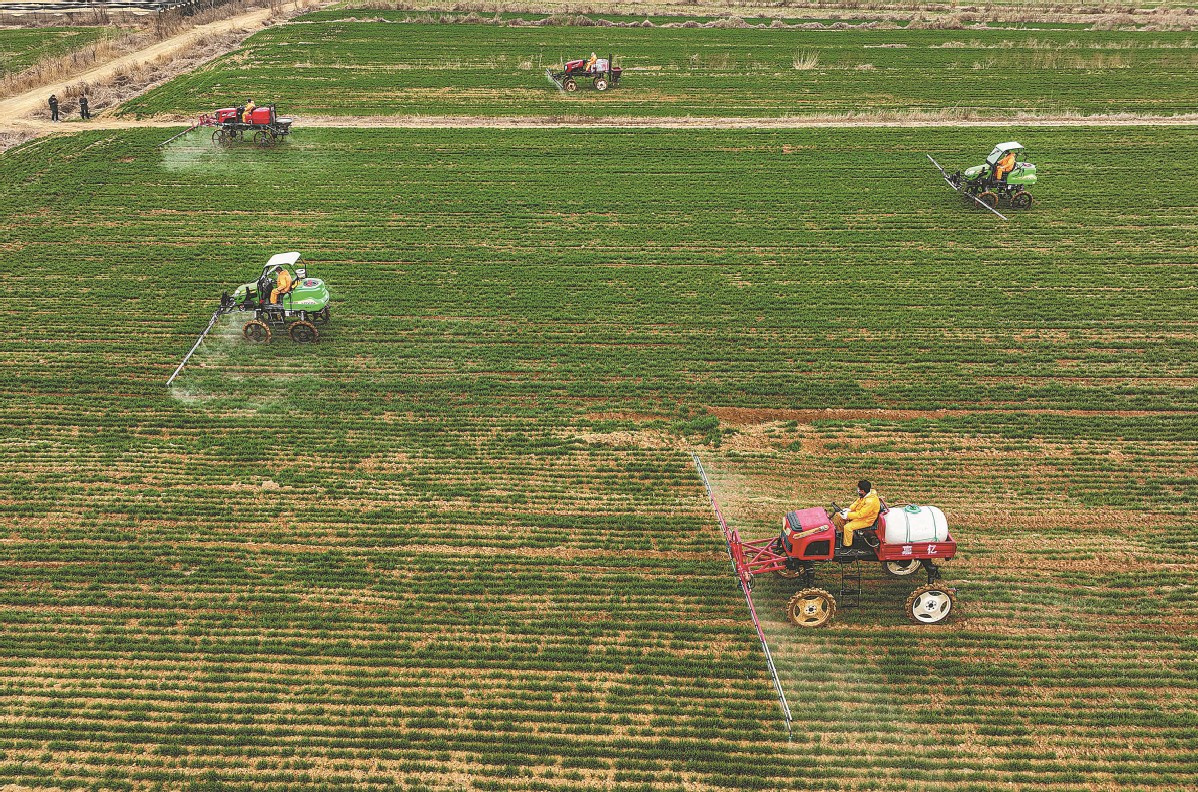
[[546, 53, 623, 92], [731, 507, 955, 578], [197, 105, 293, 147], [701, 466, 958, 628]]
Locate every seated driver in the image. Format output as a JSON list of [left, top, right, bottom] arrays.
[[586, 52, 598, 71], [270, 265, 293, 304], [994, 149, 1016, 183], [831, 480, 880, 548]]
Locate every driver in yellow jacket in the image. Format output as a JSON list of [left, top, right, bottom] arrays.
[[831, 480, 880, 548], [270, 266, 293, 304], [242, 99, 256, 123], [994, 150, 1016, 183]]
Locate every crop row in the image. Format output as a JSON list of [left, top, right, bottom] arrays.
[[0, 26, 110, 78], [3, 128, 1196, 414], [1, 125, 1195, 789], [120, 18, 1198, 118]]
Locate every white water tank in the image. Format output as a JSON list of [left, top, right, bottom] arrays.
[[883, 505, 949, 543]]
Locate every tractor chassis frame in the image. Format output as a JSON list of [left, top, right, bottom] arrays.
[[786, 556, 941, 602]]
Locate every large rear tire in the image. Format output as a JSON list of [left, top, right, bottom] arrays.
[[883, 559, 922, 577], [594, 77, 609, 91], [211, 129, 229, 147], [787, 588, 836, 628], [243, 319, 271, 343], [288, 320, 319, 343], [254, 130, 271, 147], [905, 584, 955, 624]]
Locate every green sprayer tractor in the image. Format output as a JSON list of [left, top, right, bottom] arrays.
[[928, 142, 1038, 220], [167, 252, 331, 385]]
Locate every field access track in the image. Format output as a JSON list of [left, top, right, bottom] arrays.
[[119, 17, 1198, 121]]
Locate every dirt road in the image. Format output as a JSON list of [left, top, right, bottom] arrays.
[[2, 0, 1195, 141], [8, 111, 1198, 137], [0, 1, 305, 125]]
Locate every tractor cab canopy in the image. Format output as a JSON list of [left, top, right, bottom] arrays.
[[986, 141, 1025, 165], [263, 251, 305, 280], [233, 251, 329, 311]]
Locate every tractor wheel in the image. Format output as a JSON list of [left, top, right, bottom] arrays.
[[594, 77, 609, 91], [787, 588, 836, 628], [254, 130, 271, 147], [288, 320, 319, 343], [315, 306, 331, 323], [905, 584, 955, 625], [883, 559, 922, 577], [977, 191, 999, 209], [211, 129, 229, 147], [243, 319, 271, 343], [774, 565, 802, 580], [1011, 191, 1033, 210], [563, 78, 578, 92]]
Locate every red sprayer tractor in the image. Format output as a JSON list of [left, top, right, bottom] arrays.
[[693, 455, 958, 628], [693, 455, 958, 737], [546, 54, 622, 92], [160, 104, 294, 148], [206, 105, 293, 147]]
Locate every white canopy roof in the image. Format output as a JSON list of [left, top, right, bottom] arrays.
[[266, 251, 302, 269], [987, 142, 1024, 164]]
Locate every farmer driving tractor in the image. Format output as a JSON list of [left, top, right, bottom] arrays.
[[270, 264, 293, 304], [831, 480, 881, 548], [993, 148, 1017, 183], [242, 99, 256, 123]]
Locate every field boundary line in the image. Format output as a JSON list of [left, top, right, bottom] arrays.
[[8, 112, 1198, 138], [301, 113, 1198, 128]]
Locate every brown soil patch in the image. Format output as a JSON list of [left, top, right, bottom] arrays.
[[708, 406, 1183, 426]]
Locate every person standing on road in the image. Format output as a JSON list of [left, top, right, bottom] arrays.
[[48, 94, 59, 122], [79, 95, 90, 120]]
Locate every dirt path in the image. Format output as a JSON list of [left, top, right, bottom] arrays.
[[297, 112, 1198, 129], [0, 1, 304, 125], [9, 111, 1198, 137]]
